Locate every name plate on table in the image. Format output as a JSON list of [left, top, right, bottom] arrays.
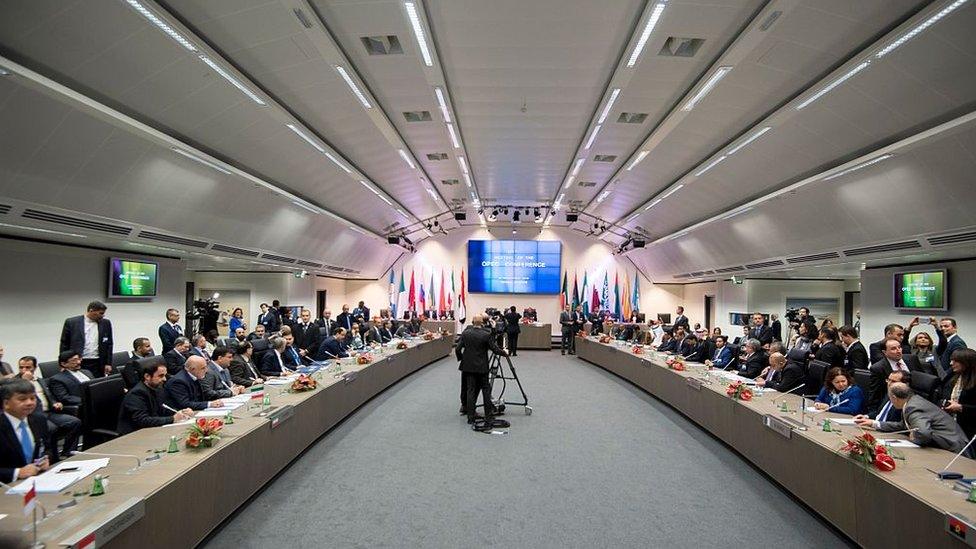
[[763, 415, 793, 439], [267, 404, 295, 429], [342, 370, 359, 383], [685, 377, 703, 391], [947, 514, 976, 547], [61, 497, 145, 548]]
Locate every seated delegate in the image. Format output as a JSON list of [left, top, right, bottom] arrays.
[[814, 367, 864, 415]]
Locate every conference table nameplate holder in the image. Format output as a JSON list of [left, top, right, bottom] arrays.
[[264, 404, 295, 429], [60, 497, 144, 549], [946, 514, 976, 547], [763, 415, 794, 439], [685, 377, 703, 391]]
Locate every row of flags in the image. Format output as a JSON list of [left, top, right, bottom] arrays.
[[561, 269, 641, 318], [388, 267, 467, 322]]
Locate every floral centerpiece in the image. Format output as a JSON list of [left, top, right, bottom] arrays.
[[598, 335, 612, 344], [186, 418, 223, 449], [396, 341, 408, 350], [665, 355, 686, 371], [290, 374, 317, 392], [840, 432, 897, 471], [521, 318, 532, 325], [632, 345, 644, 355], [422, 332, 435, 341], [357, 353, 374, 365], [725, 380, 753, 401]]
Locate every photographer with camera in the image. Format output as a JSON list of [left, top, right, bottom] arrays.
[[456, 314, 508, 431]]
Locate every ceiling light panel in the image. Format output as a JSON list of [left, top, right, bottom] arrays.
[[627, 2, 667, 68], [681, 66, 732, 111], [597, 88, 621, 124], [124, 0, 197, 52], [874, 0, 970, 59], [404, 2, 434, 66], [335, 65, 373, 109]]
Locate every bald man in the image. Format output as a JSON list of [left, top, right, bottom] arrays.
[[164, 355, 225, 411], [755, 352, 804, 393]]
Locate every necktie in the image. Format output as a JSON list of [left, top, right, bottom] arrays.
[[19, 421, 33, 463], [897, 361, 906, 371], [878, 401, 892, 422], [767, 369, 775, 382], [291, 348, 300, 363], [175, 324, 183, 334]]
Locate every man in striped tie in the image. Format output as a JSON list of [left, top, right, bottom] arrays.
[[0, 379, 52, 482]]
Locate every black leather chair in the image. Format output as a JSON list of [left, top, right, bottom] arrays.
[[853, 368, 872, 397], [111, 351, 131, 369], [318, 327, 328, 337], [251, 338, 271, 366], [910, 371, 942, 403], [804, 360, 829, 397], [38, 360, 60, 379], [119, 355, 166, 390], [81, 374, 125, 449]]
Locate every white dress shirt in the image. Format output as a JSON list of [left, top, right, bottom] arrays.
[[82, 316, 99, 359]]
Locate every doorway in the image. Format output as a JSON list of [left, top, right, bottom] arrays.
[[704, 295, 715, 330]]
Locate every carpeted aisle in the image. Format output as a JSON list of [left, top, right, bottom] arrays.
[[202, 351, 852, 548]]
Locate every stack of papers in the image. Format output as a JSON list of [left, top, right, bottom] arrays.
[[264, 377, 296, 385], [6, 458, 109, 494], [878, 439, 920, 448]]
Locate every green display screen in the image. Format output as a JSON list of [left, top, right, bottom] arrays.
[[894, 270, 946, 310], [109, 258, 158, 298]]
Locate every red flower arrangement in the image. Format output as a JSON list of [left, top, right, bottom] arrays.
[[725, 380, 753, 401], [521, 318, 532, 325], [185, 418, 223, 449], [357, 353, 374, 365], [422, 332, 435, 341], [396, 341, 408, 350], [840, 432, 897, 471], [598, 335, 612, 344], [632, 345, 644, 355], [290, 374, 318, 392], [665, 356, 686, 371]]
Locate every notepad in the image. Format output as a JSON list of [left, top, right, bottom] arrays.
[[829, 418, 858, 425], [6, 458, 109, 494], [877, 439, 920, 448]]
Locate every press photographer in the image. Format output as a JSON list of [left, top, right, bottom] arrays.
[[456, 314, 509, 431]]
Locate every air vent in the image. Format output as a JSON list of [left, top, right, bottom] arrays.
[[577, 181, 597, 188], [715, 265, 746, 274], [325, 265, 342, 271], [297, 260, 323, 268], [261, 253, 297, 264], [0, 204, 11, 215], [138, 230, 207, 248], [745, 259, 785, 269], [659, 37, 705, 57], [928, 232, 976, 246], [427, 153, 449, 161], [594, 154, 617, 162], [843, 240, 921, 257], [690, 271, 706, 277], [569, 199, 585, 208], [293, 8, 314, 29], [674, 273, 692, 279], [617, 112, 648, 124], [403, 111, 432, 122], [22, 209, 131, 236], [361, 35, 403, 55], [703, 270, 715, 275], [759, 11, 783, 31], [211, 244, 259, 257], [441, 178, 459, 186], [786, 251, 840, 264]]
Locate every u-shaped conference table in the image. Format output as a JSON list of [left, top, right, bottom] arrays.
[[576, 336, 976, 548], [0, 336, 452, 548]]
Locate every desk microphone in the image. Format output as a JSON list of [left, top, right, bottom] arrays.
[[932, 433, 976, 480]]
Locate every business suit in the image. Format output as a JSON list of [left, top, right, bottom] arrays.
[[770, 319, 782, 342], [735, 351, 767, 379], [117, 382, 174, 435], [866, 355, 932, 416], [879, 395, 972, 456], [47, 369, 93, 407], [559, 311, 574, 355], [937, 331, 968, 380], [0, 414, 53, 481], [158, 323, 183, 354], [872, 397, 903, 424], [259, 351, 290, 376], [293, 322, 321, 356], [749, 325, 773, 346], [22, 376, 81, 460], [587, 313, 603, 335], [163, 349, 188, 376], [658, 337, 678, 354], [456, 325, 504, 420], [681, 341, 705, 362], [352, 306, 370, 325], [869, 334, 912, 365], [672, 314, 690, 331], [59, 315, 113, 377], [365, 325, 386, 345], [762, 362, 805, 393], [257, 311, 279, 333], [283, 345, 303, 367], [229, 355, 263, 387], [200, 363, 233, 399], [317, 317, 335, 336], [708, 345, 734, 369], [335, 312, 355, 332], [503, 311, 522, 356], [815, 341, 846, 371], [844, 341, 869, 371], [120, 355, 145, 390], [164, 369, 210, 411]]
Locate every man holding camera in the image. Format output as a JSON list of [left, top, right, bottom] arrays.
[[456, 314, 508, 430]]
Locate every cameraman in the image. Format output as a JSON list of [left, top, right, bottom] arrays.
[[456, 314, 508, 429]]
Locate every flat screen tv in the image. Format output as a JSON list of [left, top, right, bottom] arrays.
[[893, 269, 947, 311], [109, 258, 158, 298], [467, 240, 561, 294]]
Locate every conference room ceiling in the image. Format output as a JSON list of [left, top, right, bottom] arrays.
[[0, 0, 974, 282]]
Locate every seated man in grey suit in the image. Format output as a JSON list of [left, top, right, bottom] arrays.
[[856, 382, 973, 457], [199, 346, 243, 400]]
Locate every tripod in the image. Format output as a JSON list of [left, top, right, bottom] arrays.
[[485, 352, 533, 416]]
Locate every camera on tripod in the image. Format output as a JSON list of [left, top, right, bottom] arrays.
[[186, 293, 220, 334], [785, 307, 800, 326]]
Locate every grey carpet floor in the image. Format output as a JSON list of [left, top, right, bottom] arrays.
[[202, 351, 852, 549]]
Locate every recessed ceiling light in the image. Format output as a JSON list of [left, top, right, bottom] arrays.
[[627, 2, 667, 68], [324, 152, 351, 173], [463, 172, 473, 187], [292, 201, 319, 213], [726, 126, 771, 155], [875, 0, 970, 59], [335, 65, 373, 109], [563, 175, 575, 190], [125, 0, 198, 52], [434, 87, 451, 122], [795, 61, 869, 110], [597, 88, 621, 124], [446, 123, 461, 148], [597, 190, 611, 203], [643, 198, 662, 211], [457, 156, 469, 174], [822, 154, 893, 181], [584, 125, 602, 150], [398, 149, 416, 169], [627, 150, 649, 171], [171, 148, 231, 175], [404, 2, 434, 66], [571, 158, 585, 176], [660, 184, 683, 199], [199, 55, 266, 106], [681, 66, 732, 111], [694, 156, 726, 177], [286, 124, 325, 153]]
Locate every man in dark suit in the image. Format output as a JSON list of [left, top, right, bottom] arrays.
[[118, 361, 193, 435], [838, 325, 869, 371], [47, 351, 93, 412], [0, 378, 54, 482], [456, 315, 508, 426], [200, 347, 241, 399], [16, 356, 81, 460], [257, 303, 279, 333], [364, 318, 385, 345], [704, 335, 735, 370], [158, 308, 183, 355], [281, 334, 304, 368], [587, 306, 604, 335], [335, 304, 354, 332], [866, 338, 934, 416], [756, 352, 805, 393], [559, 305, 573, 356], [121, 337, 155, 390], [936, 317, 967, 381], [59, 300, 114, 377], [857, 383, 972, 456], [734, 339, 767, 378], [164, 356, 224, 411], [260, 338, 296, 376], [855, 369, 909, 425], [679, 334, 704, 362], [315, 328, 349, 360], [770, 314, 782, 342], [246, 325, 267, 341], [316, 309, 335, 335], [672, 306, 690, 332], [292, 309, 321, 360], [352, 301, 371, 326], [748, 313, 773, 347], [815, 327, 847, 371], [868, 323, 912, 365], [164, 337, 191, 376], [229, 341, 264, 387], [503, 307, 522, 356]]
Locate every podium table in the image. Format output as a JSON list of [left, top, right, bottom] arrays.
[[517, 323, 552, 350]]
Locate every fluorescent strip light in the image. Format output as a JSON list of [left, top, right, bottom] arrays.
[[293, 201, 319, 213], [286, 124, 325, 153], [556, 193, 566, 204], [597, 88, 621, 124], [360, 180, 379, 194], [350, 226, 367, 235], [335, 65, 372, 109], [644, 198, 662, 211], [199, 55, 266, 106], [626, 213, 640, 223], [660, 184, 684, 199], [875, 0, 969, 59], [479, 213, 487, 226], [463, 172, 473, 188], [571, 158, 585, 176], [434, 87, 451, 122], [822, 154, 893, 181], [681, 66, 732, 111], [404, 2, 434, 67], [324, 152, 351, 173], [171, 148, 231, 174], [125, 0, 197, 52], [584, 124, 602, 150], [626, 3, 667, 67], [694, 156, 726, 177], [563, 176, 575, 190], [726, 126, 771, 155], [721, 207, 753, 220], [627, 150, 649, 171], [457, 156, 469, 174], [426, 188, 439, 201], [398, 149, 416, 169], [0, 222, 86, 239], [397, 209, 409, 219], [795, 61, 869, 110], [597, 190, 611, 203], [470, 192, 478, 201], [446, 123, 461, 148], [378, 194, 393, 206]]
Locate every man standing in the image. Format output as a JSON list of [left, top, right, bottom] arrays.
[[867, 338, 934, 415], [588, 305, 603, 335], [936, 317, 966, 380], [770, 313, 782, 342], [158, 308, 183, 354], [748, 313, 773, 347], [293, 309, 321, 360], [456, 315, 508, 429], [59, 301, 113, 377], [336, 304, 354, 332], [353, 301, 370, 325], [839, 326, 868, 371], [559, 305, 573, 356], [317, 309, 334, 334], [118, 362, 193, 435], [257, 303, 279, 333], [672, 306, 690, 331]]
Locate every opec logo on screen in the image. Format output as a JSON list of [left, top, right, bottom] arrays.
[[467, 240, 561, 294]]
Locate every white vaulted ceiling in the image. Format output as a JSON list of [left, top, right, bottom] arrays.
[[0, 0, 973, 280]]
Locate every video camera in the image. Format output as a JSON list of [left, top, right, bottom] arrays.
[[187, 295, 220, 333], [785, 307, 800, 326]]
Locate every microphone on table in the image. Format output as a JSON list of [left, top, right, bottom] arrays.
[[931, 433, 976, 480]]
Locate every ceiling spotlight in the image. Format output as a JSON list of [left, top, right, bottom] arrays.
[[512, 210, 521, 223], [488, 209, 499, 221]]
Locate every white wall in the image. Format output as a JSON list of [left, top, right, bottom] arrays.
[[861, 259, 975, 344], [0, 237, 186, 363]]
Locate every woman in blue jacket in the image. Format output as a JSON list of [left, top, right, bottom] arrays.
[[815, 367, 864, 415]]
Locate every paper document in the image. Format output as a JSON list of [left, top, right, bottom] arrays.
[[877, 439, 920, 448], [163, 419, 194, 428], [264, 378, 295, 385], [829, 418, 858, 425], [7, 458, 109, 494], [195, 410, 236, 418]]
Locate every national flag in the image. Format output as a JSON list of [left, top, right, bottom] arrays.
[[601, 272, 609, 310], [622, 273, 631, 320], [77, 533, 96, 549], [408, 269, 416, 312], [613, 270, 621, 317], [388, 269, 396, 317], [591, 284, 600, 313], [448, 268, 455, 311], [581, 272, 589, 316], [560, 270, 568, 309], [632, 270, 641, 313], [457, 269, 467, 323], [419, 277, 427, 313], [571, 272, 580, 309], [396, 269, 406, 317], [438, 268, 446, 314], [22, 480, 36, 516]]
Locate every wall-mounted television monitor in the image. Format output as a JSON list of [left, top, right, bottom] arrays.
[[893, 269, 947, 311], [467, 240, 561, 294], [108, 258, 158, 298]]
